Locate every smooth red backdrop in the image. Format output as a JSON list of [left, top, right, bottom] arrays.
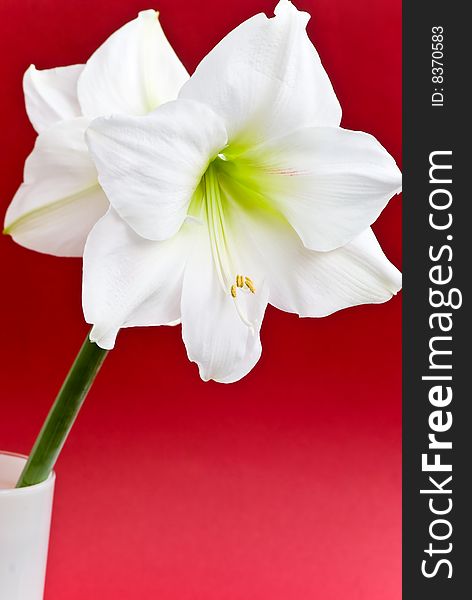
[[0, 1, 401, 598]]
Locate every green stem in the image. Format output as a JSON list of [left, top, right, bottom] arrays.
[[16, 331, 108, 488]]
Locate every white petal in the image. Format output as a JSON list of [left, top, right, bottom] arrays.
[[273, 230, 401, 316], [180, 0, 341, 144], [24, 64, 83, 133], [86, 99, 228, 241], [228, 202, 401, 316], [181, 231, 268, 384], [235, 126, 401, 252], [4, 118, 108, 257], [78, 10, 189, 118], [83, 208, 195, 350]]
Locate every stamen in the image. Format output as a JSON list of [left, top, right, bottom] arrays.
[[203, 165, 233, 291], [230, 275, 256, 297], [200, 162, 257, 329], [245, 277, 256, 294]]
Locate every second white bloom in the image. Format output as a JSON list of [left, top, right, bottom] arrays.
[[4, 10, 188, 256], [84, 0, 402, 383]]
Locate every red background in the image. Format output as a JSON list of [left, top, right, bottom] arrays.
[[0, 1, 401, 598]]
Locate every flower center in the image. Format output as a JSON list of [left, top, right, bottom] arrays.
[[196, 159, 256, 327]]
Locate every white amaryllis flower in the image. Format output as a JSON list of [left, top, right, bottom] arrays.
[[3, 10, 188, 256], [84, 0, 402, 383]]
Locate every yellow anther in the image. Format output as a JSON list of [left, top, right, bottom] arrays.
[[236, 275, 244, 288], [231, 284, 237, 298], [245, 277, 256, 294]]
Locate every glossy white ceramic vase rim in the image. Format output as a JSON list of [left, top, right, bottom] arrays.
[[0, 451, 55, 494]]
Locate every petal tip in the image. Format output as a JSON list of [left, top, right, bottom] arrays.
[[392, 271, 403, 294], [23, 64, 36, 78], [274, 0, 310, 24], [138, 8, 159, 20], [88, 325, 117, 351], [274, 0, 295, 15]]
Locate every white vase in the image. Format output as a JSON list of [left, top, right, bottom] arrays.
[[0, 452, 55, 600]]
